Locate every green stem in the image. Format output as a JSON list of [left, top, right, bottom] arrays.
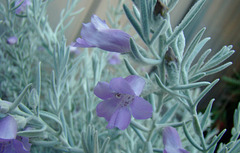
[[142, 120, 156, 153]]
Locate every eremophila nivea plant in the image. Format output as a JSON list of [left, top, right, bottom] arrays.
[[0, 0, 239, 152]]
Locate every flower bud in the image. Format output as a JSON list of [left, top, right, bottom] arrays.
[[28, 88, 39, 113]]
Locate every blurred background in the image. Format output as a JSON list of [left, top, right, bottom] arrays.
[[32, 0, 240, 144]]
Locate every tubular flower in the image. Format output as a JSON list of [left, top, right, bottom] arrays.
[[15, 0, 31, 15], [0, 116, 31, 153], [107, 52, 121, 65], [163, 127, 190, 153], [94, 75, 153, 130], [74, 15, 131, 53], [7, 36, 18, 45]]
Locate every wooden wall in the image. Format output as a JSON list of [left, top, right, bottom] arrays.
[[47, 0, 240, 107], [46, 0, 193, 44], [183, 0, 240, 108]]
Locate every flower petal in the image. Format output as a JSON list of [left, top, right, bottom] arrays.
[[107, 107, 131, 130], [125, 75, 145, 96], [164, 147, 189, 153], [178, 148, 190, 153], [109, 77, 135, 95], [7, 36, 18, 45], [0, 116, 17, 140], [163, 127, 182, 148], [15, 0, 31, 14], [107, 52, 121, 65], [95, 29, 131, 53], [130, 97, 153, 119], [17, 136, 32, 152], [74, 38, 95, 48], [77, 15, 131, 53], [12, 138, 30, 153], [96, 100, 119, 121], [80, 22, 100, 47], [91, 15, 109, 30], [94, 81, 113, 99]]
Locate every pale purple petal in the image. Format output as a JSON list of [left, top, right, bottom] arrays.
[[178, 148, 190, 153], [7, 36, 18, 45], [163, 127, 182, 148], [16, 136, 31, 152], [80, 22, 100, 47], [125, 75, 145, 96], [109, 77, 135, 95], [163, 127, 190, 153], [5, 138, 30, 153], [130, 97, 153, 119], [13, 140, 30, 153], [94, 29, 131, 53], [164, 147, 190, 153], [107, 52, 121, 65], [0, 141, 17, 153], [94, 82, 113, 99], [106, 109, 118, 129], [0, 116, 17, 140], [96, 100, 119, 121], [74, 38, 95, 48], [91, 15, 109, 30], [107, 107, 131, 130], [15, 0, 31, 14], [75, 15, 131, 53]]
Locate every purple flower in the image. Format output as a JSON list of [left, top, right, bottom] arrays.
[[15, 0, 31, 15], [163, 127, 189, 153], [0, 116, 31, 153], [74, 15, 131, 53], [94, 75, 153, 130], [7, 36, 18, 45], [107, 52, 121, 65]]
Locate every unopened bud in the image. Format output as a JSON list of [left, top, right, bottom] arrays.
[[12, 115, 27, 130], [29, 88, 39, 113]]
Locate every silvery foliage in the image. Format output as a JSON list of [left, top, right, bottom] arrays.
[[0, 0, 239, 152]]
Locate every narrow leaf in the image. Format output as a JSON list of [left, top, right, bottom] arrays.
[[140, 0, 150, 42], [81, 132, 90, 153], [201, 46, 234, 71], [123, 4, 144, 41], [147, 142, 154, 153], [186, 37, 210, 70], [130, 38, 162, 65], [100, 137, 110, 153], [130, 121, 149, 132], [181, 27, 206, 68], [183, 123, 204, 151], [200, 99, 214, 129], [123, 59, 139, 75], [17, 125, 47, 137], [194, 79, 219, 107], [166, 0, 206, 45], [189, 72, 206, 83], [157, 103, 179, 124], [155, 74, 189, 100], [170, 81, 210, 90], [205, 62, 232, 76], [94, 131, 99, 153], [8, 84, 32, 112], [190, 49, 211, 74], [229, 140, 240, 153], [150, 20, 168, 45], [130, 124, 146, 142], [207, 129, 226, 151]]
